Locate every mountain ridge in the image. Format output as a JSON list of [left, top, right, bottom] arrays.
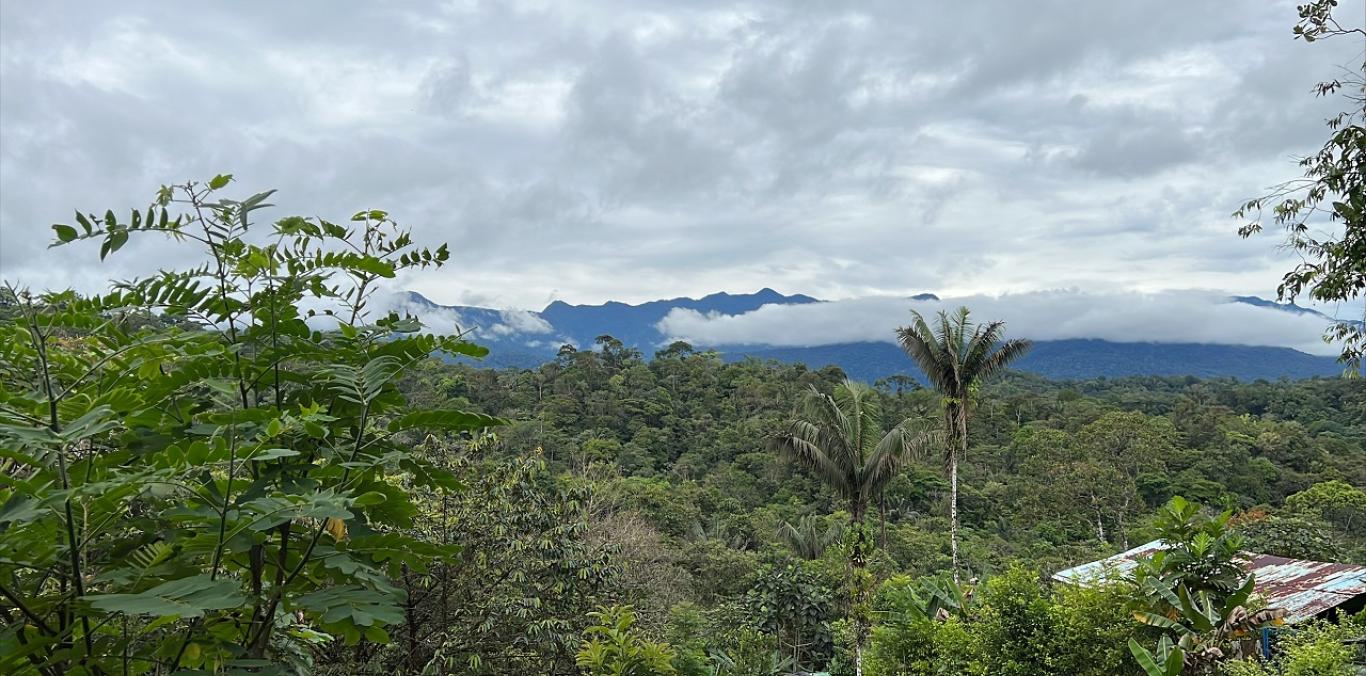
[[397, 289, 1345, 381]]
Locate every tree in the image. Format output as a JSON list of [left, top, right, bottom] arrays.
[[0, 176, 497, 673], [1072, 412, 1179, 547], [1285, 479, 1366, 535], [1238, 512, 1343, 561], [1235, 0, 1365, 375], [777, 515, 846, 561], [379, 453, 616, 675], [745, 563, 835, 671], [766, 379, 935, 676], [896, 307, 1031, 578]]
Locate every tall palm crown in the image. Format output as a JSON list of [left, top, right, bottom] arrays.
[[896, 306, 1031, 576], [896, 307, 1032, 403], [767, 380, 934, 528]]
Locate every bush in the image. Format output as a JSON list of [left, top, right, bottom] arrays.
[[1045, 582, 1143, 676], [971, 566, 1057, 676], [865, 567, 1148, 676], [1224, 614, 1364, 676], [577, 605, 677, 676]]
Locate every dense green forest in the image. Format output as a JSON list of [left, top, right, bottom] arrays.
[[412, 338, 1366, 576], [1, 174, 1363, 675]]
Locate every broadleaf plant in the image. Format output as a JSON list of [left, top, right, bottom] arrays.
[[0, 176, 502, 674]]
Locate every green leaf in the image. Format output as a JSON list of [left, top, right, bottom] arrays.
[[249, 448, 299, 461], [208, 174, 233, 190], [1128, 638, 1164, 676], [352, 491, 387, 507], [108, 229, 129, 255], [0, 494, 47, 526], [352, 257, 396, 279], [1163, 644, 1183, 676], [86, 574, 244, 618], [293, 584, 404, 629], [1222, 575, 1256, 616], [387, 409, 506, 434], [52, 224, 78, 243]]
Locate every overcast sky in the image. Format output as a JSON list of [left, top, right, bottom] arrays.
[[1, 0, 1362, 317]]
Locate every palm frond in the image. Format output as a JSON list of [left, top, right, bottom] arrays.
[[972, 337, 1032, 381], [897, 312, 955, 392], [772, 378, 938, 525], [864, 421, 939, 494], [767, 422, 854, 498], [961, 320, 1006, 377]]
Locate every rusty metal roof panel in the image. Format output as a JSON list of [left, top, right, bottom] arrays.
[[1270, 588, 1362, 622], [1052, 540, 1163, 585], [1053, 540, 1366, 623], [1241, 553, 1366, 622]]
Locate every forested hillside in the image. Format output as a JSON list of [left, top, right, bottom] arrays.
[[411, 339, 1366, 576], [377, 340, 1366, 673], [2, 188, 1363, 673]]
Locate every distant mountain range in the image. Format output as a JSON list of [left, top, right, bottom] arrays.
[[401, 289, 1346, 381]]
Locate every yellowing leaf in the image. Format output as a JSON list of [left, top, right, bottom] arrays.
[[324, 517, 348, 541]]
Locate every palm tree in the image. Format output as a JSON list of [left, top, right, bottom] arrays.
[[896, 307, 1031, 579], [768, 379, 935, 676], [777, 515, 846, 560]]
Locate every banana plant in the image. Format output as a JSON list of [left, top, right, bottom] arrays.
[[1130, 575, 1285, 674], [707, 646, 796, 676], [1128, 636, 1184, 676], [877, 575, 972, 623]]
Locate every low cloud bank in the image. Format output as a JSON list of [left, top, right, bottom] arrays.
[[657, 290, 1338, 356], [373, 292, 557, 342]]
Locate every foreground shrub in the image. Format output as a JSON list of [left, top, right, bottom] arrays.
[[577, 605, 677, 675], [1224, 614, 1364, 676], [864, 567, 1143, 676], [0, 177, 493, 673]]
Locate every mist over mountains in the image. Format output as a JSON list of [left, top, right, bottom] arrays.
[[389, 288, 1347, 381]]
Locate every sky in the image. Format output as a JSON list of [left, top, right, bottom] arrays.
[[0, 1, 1362, 351]]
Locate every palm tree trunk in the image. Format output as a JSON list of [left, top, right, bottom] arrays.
[[850, 507, 868, 676], [948, 402, 966, 582], [879, 492, 887, 551], [949, 446, 959, 582]]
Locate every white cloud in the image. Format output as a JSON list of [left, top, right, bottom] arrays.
[[657, 290, 1339, 355], [486, 309, 556, 337], [372, 291, 554, 339]]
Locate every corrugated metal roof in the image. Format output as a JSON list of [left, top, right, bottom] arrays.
[[1053, 540, 1366, 623]]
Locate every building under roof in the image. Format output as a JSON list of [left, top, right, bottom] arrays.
[[1054, 540, 1366, 623]]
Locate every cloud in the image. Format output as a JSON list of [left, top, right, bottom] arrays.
[[1, 0, 1363, 309], [371, 291, 555, 340], [488, 308, 556, 336], [657, 290, 1339, 355]]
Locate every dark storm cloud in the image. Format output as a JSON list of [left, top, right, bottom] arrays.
[[1, 0, 1361, 312]]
